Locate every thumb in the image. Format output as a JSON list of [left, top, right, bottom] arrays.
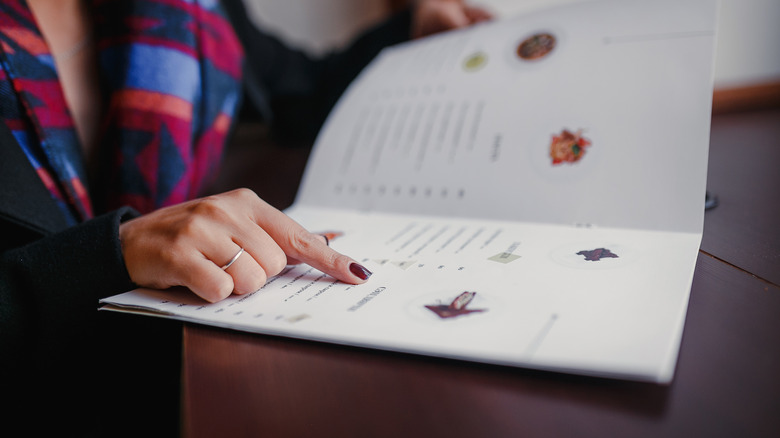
[[438, 3, 471, 29], [413, 1, 470, 38], [465, 6, 493, 23]]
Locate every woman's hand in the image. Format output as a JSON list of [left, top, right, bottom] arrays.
[[119, 188, 371, 303], [412, 0, 492, 39]]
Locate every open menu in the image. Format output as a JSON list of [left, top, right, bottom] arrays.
[[101, 0, 718, 383]]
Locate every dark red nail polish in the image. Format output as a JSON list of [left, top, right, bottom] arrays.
[[349, 263, 372, 280]]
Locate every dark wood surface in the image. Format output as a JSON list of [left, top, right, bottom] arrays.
[[712, 82, 780, 115], [184, 109, 780, 437], [702, 109, 780, 285], [182, 254, 779, 438]]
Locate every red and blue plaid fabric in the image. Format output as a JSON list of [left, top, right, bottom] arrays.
[[0, 0, 243, 224]]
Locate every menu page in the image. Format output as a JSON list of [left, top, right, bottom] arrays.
[[101, 0, 717, 383], [105, 208, 701, 382], [297, 0, 716, 233]]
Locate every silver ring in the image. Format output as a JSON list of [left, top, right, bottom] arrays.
[[221, 247, 244, 270]]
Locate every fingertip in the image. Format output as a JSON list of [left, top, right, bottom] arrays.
[[447, 11, 470, 28], [214, 279, 235, 302], [348, 262, 373, 282], [195, 271, 234, 303], [464, 6, 492, 24], [328, 254, 371, 285]]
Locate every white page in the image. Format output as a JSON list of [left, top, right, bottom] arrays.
[[297, 0, 716, 233], [105, 208, 701, 382], [101, 0, 717, 383]]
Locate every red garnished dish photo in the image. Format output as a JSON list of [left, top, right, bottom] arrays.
[[549, 129, 591, 165], [517, 32, 556, 60]]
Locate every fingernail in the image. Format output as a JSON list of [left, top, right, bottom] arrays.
[[349, 263, 372, 280]]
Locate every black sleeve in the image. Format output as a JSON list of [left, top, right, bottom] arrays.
[[223, 1, 413, 145], [0, 207, 138, 374], [1, 207, 188, 436]]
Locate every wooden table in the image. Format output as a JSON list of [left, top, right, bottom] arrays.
[[183, 108, 780, 437]]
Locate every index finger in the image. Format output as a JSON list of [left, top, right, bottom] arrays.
[[250, 200, 372, 284]]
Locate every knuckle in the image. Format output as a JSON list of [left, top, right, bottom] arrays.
[[231, 187, 258, 203], [189, 197, 226, 220], [177, 199, 234, 235], [175, 215, 205, 240], [287, 227, 320, 257], [333, 252, 352, 270]]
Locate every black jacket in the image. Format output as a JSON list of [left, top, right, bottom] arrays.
[[0, 121, 148, 435]]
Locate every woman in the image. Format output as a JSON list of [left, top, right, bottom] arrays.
[[0, 0, 489, 434]]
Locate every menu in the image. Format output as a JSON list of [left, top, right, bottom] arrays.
[[101, 0, 718, 383]]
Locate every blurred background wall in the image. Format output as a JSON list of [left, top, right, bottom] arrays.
[[241, 0, 389, 56], [242, 0, 780, 90]]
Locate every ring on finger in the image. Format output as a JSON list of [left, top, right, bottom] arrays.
[[221, 247, 245, 270]]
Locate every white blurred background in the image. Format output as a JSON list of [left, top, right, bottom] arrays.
[[242, 0, 780, 89]]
